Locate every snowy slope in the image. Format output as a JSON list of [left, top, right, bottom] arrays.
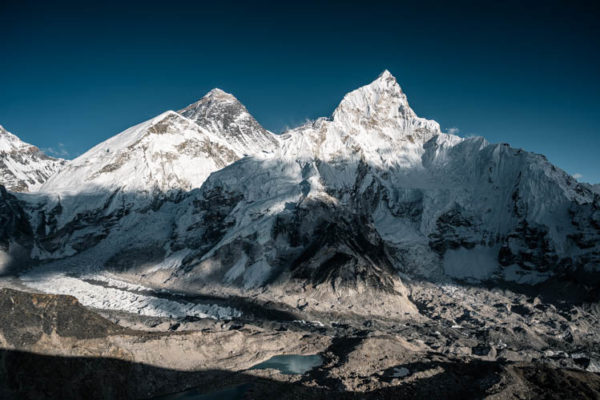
[[40, 111, 241, 195], [0, 125, 65, 192]]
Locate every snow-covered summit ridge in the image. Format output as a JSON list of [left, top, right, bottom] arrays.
[[42, 85, 282, 196], [39, 110, 241, 194], [0, 125, 65, 192]]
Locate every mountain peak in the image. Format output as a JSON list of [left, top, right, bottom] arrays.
[[378, 69, 393, 79], [374, 69, 398, 88], [179, 88, 245, 123], [204, 88, 236, 99], [183, 88, 239, 112], [0, 125, 30, 153], [326, 70, 441, 143], [332, 70, 415, 123], [370, 69, 401, 93], [179, 89, 278, 154]]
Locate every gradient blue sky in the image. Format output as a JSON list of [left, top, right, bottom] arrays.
[[1, 0, 599, 182]]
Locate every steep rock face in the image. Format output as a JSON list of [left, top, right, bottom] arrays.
[[0, 125, 65, 192]]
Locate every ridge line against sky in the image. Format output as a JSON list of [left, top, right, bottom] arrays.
[[0, 0, 599, 183]]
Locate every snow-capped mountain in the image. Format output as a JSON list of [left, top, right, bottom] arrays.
[[169, 71, 599, 292], [0, 125, 65, 192], [277, 70, 441, 163], [40, 89, 278, 198], [3, 71, 599, 306]]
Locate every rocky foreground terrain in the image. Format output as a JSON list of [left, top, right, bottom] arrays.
[[0, 278, 599, 399]]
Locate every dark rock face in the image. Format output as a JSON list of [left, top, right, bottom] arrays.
[[499, 220, 557, 269], [287, 207, 399, 293], [0, 186, 33, 274], [33, 190, 130, 255], [171, 187, 243, 255]]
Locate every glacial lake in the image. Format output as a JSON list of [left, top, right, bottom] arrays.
[[154, 354, 323, 399]]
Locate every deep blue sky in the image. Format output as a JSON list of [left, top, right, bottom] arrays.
[[1, 0, 599, 183]]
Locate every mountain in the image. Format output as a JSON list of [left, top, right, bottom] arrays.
[[27, 90, 278, 260], [0, 125, 65, 192], [3, 71, 599, 316]]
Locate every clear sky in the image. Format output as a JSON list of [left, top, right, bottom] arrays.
[[1, 0, 598, 183]]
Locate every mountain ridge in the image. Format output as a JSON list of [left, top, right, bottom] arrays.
[[0, 71, 597, 311]]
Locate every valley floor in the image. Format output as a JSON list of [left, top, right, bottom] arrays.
[[0, 273, 599, 399]]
